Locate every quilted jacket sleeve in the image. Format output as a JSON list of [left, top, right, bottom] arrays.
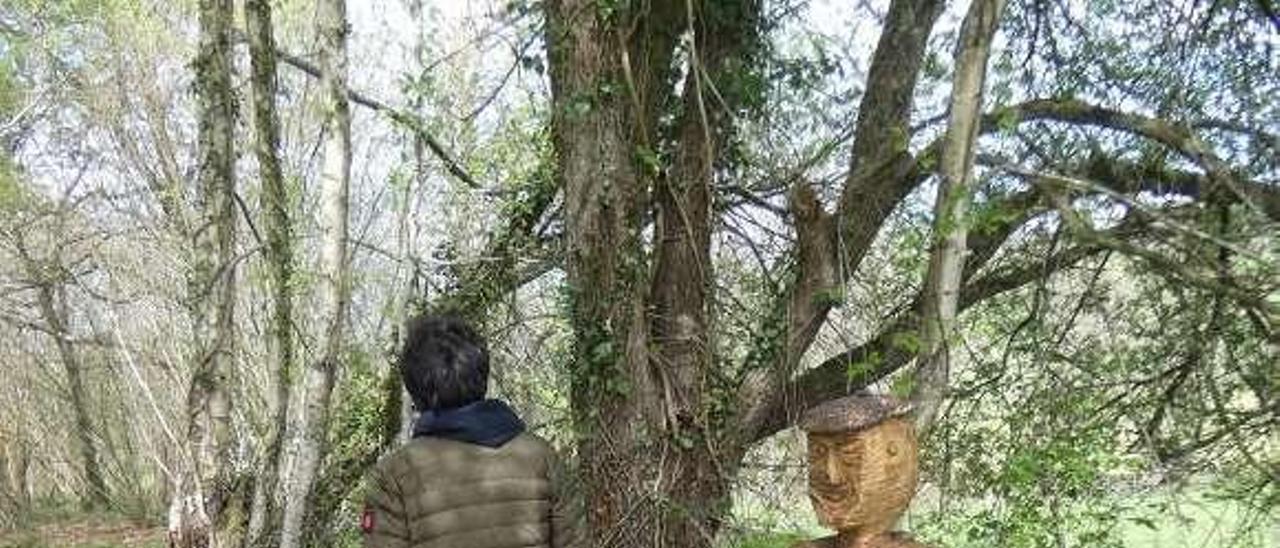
[[362, 463, 411, 548]]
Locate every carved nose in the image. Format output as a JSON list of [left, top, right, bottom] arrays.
[[825, 455, 843, 485]]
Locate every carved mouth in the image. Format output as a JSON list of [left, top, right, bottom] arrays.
[[811, 489, 852, 514]]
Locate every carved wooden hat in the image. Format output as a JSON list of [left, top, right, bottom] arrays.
[[799, 393, 913, 434]]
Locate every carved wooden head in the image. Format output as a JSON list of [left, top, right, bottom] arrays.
[[801, 395, 919, 534]]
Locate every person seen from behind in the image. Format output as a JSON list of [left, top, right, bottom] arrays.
[[362, 314, 576, 548]]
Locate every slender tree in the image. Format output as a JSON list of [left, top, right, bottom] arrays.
[[278, 0, 351, 545], [6, 227, 110, 510], [243, 0, 294, 543], [168, 0, 238, 544], [912, 0, 1007, 434], [35, 283, 108, 509]]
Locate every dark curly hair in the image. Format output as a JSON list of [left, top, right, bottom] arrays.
[[400, 314, 490, 411]]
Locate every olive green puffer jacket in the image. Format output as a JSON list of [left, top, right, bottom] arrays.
[[362, 433, 578, 548]]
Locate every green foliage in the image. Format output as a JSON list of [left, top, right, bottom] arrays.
[[0, 156, 23, 211], [634, 145, 662, 177], [916, 412, 1134, 547], [563, 92, 596, 121], [909, 239, 1278, 546], [889, 330, 922, 354], [1, 0, 1275, 541], [810, 285, 845, 307], [843, 355, 874, 383], [0, 60, 20, 115], [994, 106, 1021, 134], [888, 370, 914, 398], [328, 349, 391, 462], [730, 531, 808, 548], [968, 195, 1024, 236]]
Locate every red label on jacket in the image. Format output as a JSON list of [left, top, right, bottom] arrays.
[[360, 507, 376, 534]]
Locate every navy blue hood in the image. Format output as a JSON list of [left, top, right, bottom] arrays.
[[412, 398, 526, 448]]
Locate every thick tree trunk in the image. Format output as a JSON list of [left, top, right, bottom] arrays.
[[169, 0, 238, 545], [544, 0, 741, 545], [35, 284, 108, 509], [645, 2, 763, 543], [243, 0, 294, 543], [278, 0, 351, 545], [545, 1, 664, 545], [912, 0, 1006, 435]]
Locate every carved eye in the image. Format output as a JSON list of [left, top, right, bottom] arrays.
[[887, 443, 899, 457]]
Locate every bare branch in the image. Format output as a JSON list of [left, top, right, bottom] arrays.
[[243, 33, 483, 190]]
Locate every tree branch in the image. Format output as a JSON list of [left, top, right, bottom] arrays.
[[248, 34, 482, 190], [743, 225, 1138, 443], [735, 94, 1275, 441], [990, 98, 1269, 217]]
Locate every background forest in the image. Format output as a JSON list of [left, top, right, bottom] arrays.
[[0, 0, 1276, 547]]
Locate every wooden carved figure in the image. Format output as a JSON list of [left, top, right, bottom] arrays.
[[791, 394, 931, 548]]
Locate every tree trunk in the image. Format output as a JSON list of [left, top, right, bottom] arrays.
[[0, 430, 25, 524], [544, 0, 741, 545], [396, 0, 428, 444], [0, 441, 8, 520], [35, 283, 108, 509], [912, 0, 1006, 434], [169, 0, 238, 545], [243, 0, 294, 543], [278, 0, 351, 545], [2, 438, 31, 522], [545, 1, 659, 544], [15, 441, 30, 518]]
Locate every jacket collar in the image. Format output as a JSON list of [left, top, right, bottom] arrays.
[[412, 398, 526, 448]]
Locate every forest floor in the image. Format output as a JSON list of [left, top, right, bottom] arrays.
[[0, 520, 165, 548]]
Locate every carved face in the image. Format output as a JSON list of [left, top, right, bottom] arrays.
[[807, 432, 864, 523], [806, 418, 919, 532]]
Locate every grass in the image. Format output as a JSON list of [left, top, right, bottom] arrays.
[[1118, 491, 1277, 548], [732, 532, 809, 548], [0, 517, 164, 548], [4, 488, 1273, 547], [728, 485, 1277, 548]]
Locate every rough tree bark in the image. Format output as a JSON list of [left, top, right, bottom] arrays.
[[0, 441, 7, 517], [277, 0, 351, 545], [242, 0, 294, 543], [912, 0, 1007, 435], [168, 0, 238, 545], [544, 0, 751, 545], [545, 0, 660, 541]]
